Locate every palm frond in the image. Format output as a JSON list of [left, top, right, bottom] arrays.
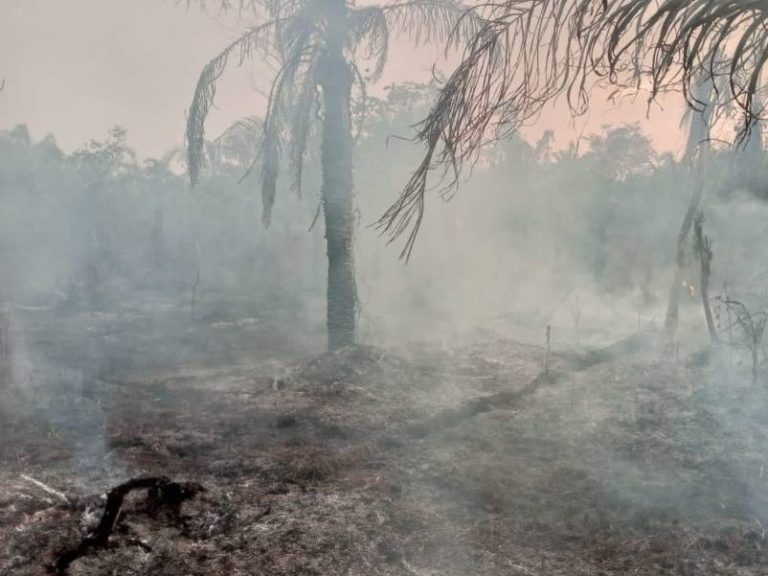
[[594, 1, 768, 142], [289, 58, 320, 194], [186, 20, 281, 186], [348, 0, 484, 83], [380, 0, 485, 51], [380, 0, 768, 257], [350, 62, 369, 143], [211, 116, 264, 167], [348, 7, 391, 81], [180, 0, 259, 15], [214, 116, 264, 143], [260, 25, 318, 224], [275, 0, 321, 52], [260, 122, 281, 226]]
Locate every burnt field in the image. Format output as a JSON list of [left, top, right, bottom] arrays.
[[7, 1, 768, 575], [2, 295, 768, 576]]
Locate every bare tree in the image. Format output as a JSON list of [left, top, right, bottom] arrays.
[[379, 0, 768, 257], [185, 0, 480, 350]]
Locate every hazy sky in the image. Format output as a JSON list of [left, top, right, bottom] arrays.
[[0, 0, 687, 159]]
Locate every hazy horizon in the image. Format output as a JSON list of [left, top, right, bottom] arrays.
[[0, 0, 689, 159]]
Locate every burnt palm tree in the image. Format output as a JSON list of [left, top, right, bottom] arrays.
[[379, 0, 768, 257], [186, 0, 480, 350]]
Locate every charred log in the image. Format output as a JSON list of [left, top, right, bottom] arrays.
[[51, 476, 204, 575]]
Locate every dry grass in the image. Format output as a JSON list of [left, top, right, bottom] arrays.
[[2, 303, 768, 575]]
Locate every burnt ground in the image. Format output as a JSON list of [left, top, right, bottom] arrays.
[[3, 294, 768, 575]]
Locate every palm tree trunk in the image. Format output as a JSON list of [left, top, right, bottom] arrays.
[[665, 77, 714, 338], [319, 50, 357, 351]]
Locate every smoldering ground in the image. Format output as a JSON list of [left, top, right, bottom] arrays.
[[1, 109, 768, 575], [4, 5, 768, 575]]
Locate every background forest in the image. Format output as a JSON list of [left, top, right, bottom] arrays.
[[2, 82, 767, 347]]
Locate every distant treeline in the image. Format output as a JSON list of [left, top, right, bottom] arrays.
[[0, 82, 766, 317]]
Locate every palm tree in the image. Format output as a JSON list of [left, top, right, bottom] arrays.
[[379, 0, 768, 256], [186, 0, 480, 350]]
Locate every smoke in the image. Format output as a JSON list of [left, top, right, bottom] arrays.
[[3, 72, 768, 559]]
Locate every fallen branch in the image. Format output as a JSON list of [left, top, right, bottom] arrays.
[[52, 476, 204, 575], [21, 474, 70, 506]]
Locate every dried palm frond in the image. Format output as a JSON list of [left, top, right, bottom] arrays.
[[381, 0, 484, 51], [347, 7, 391, 81], [289, 58, 320, 194], [186, 20, 283, 186], [209, 115, 264, 167], [348, 0, 483, 82], [186, 0, 481, 231], [379, 0, 768, 258], [180, 0, 260, 15]]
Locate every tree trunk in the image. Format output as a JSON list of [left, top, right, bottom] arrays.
[[700, 259, 717, 343], [152, 189, 164, 279], [664, 184, 703, 336], [694, 213, 718, 343], [664, 77, 714, 338], [319, 44, 357, 351]]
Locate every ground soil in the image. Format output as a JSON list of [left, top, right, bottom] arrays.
[[2, 294, 768, 575]]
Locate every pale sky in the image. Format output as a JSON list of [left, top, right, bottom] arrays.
[[0, 0, 687, 159]]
